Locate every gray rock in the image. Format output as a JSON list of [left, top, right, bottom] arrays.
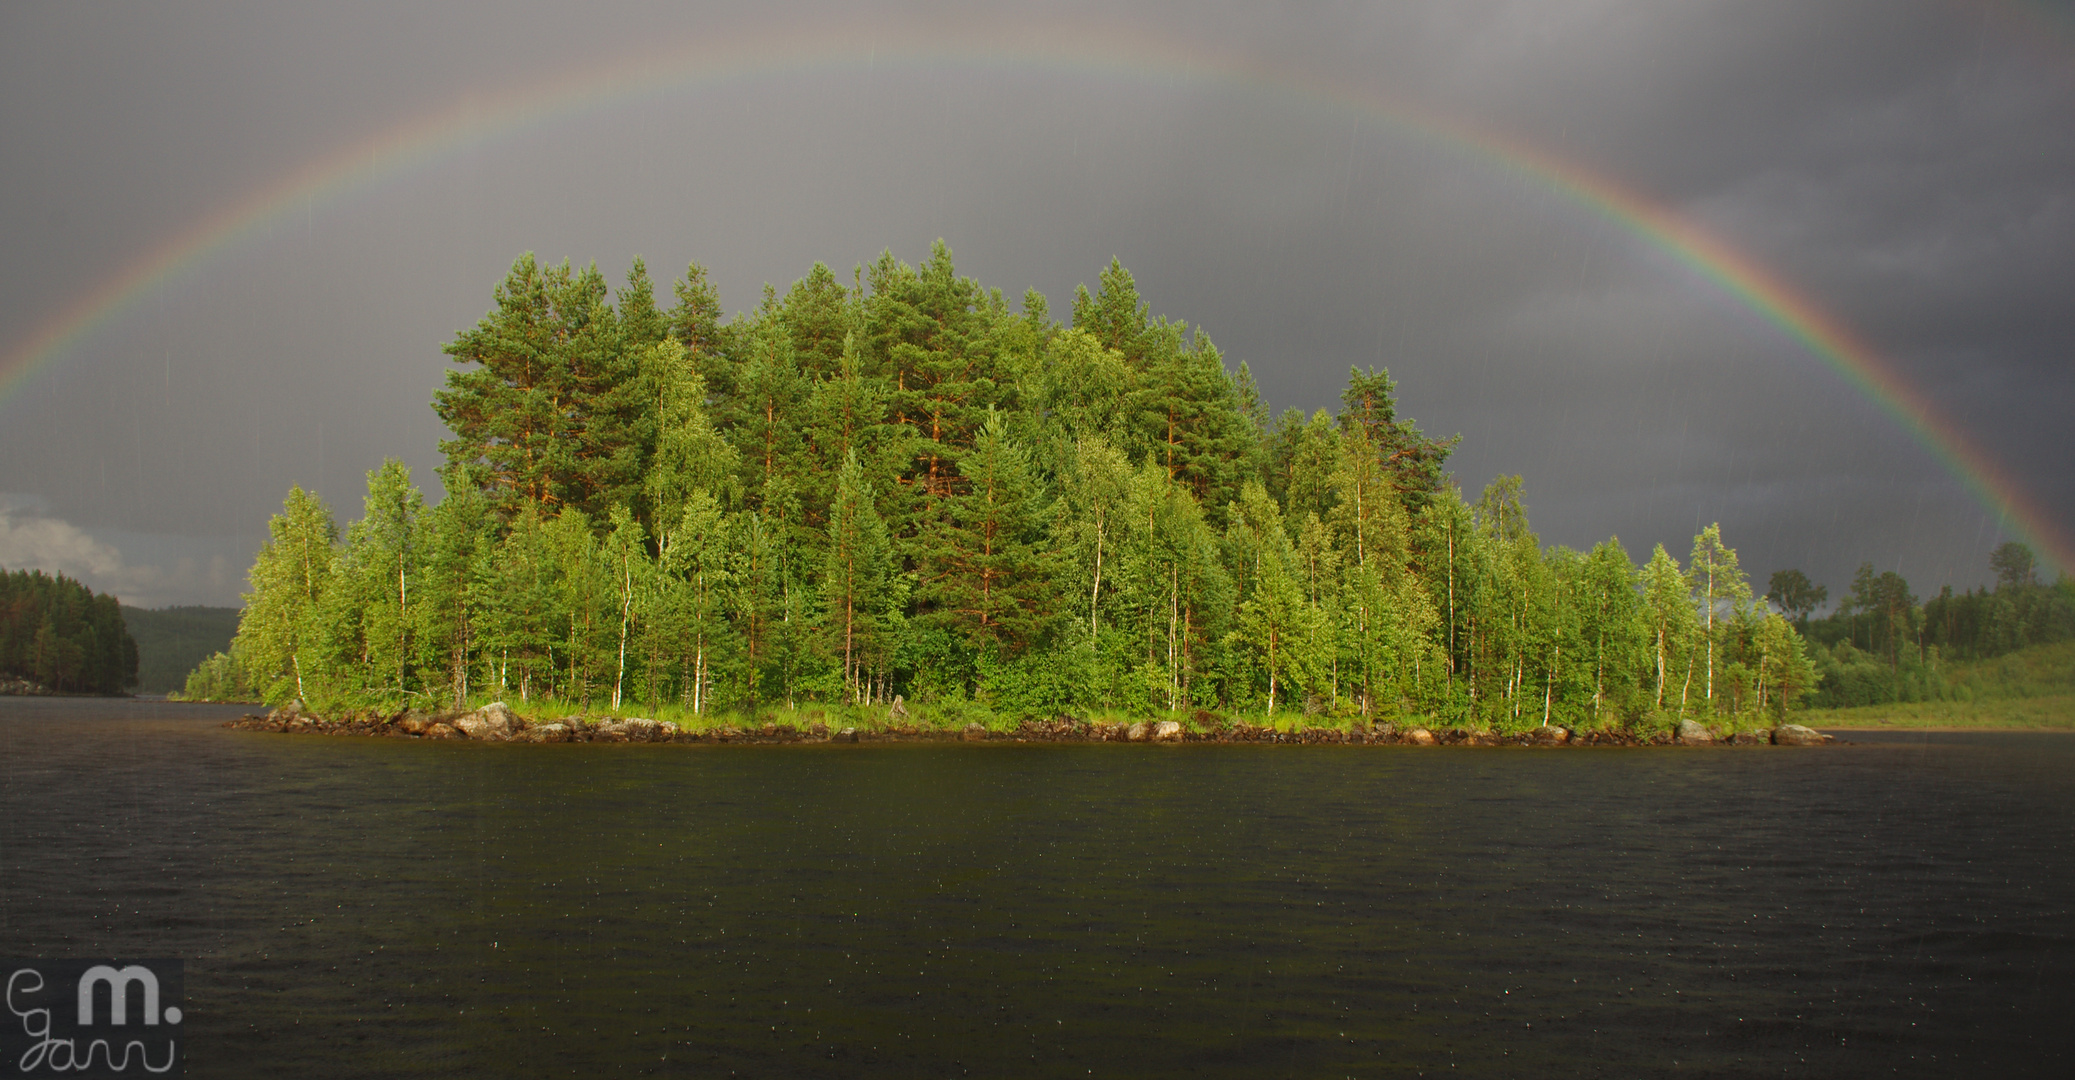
[[1772, 723, 1829, 746], [478, 701, 518, 731], [424, 722, 459, 740], [1676, 719, 1715, 744], [454, 715, 506, 741], [1152, 720, 1184, 742], [838, 727, 859, 742], [1404, 727, 1437, 746], [961, 723, 988, 742], [623, 718, 663, 742], [1523, 725, 1570, 746], [1126, 721, 1151, 742]]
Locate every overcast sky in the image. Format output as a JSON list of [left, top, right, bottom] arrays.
[[1, 0, 2070, 608]]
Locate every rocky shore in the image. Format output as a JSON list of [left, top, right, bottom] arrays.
[[223, 700, 1838, 747]]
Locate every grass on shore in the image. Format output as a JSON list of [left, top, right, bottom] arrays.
[[1806, 694, 2075, 730], [1803, 640, 2075, 730]]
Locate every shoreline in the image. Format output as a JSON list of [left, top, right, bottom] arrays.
[[221, 702, 1839, 747]]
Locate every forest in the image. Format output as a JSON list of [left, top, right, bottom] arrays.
[[0, 568, 137, 694], [1767, 543, 2074, 709], [187, 244, 1825, 731]]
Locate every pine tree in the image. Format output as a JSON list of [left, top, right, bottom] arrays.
[[823, 451, 892, 704], [1338, 366, 1458, 513], [414, 484, 493, 708], [924, 408, 1046, 662]]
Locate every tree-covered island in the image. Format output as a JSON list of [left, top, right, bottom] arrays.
[[192, 244, 1835, 736]]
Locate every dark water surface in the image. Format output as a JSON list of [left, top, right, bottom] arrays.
[[3, 698, 2071, 1077]]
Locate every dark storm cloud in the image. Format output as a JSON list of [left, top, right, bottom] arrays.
[[0, 0, 2068, 605]]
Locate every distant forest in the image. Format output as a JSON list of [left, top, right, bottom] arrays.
[[122, 605, 241, 693], [0, 568, 136, 694], [193, 245, 1827, 730], [1767, 544, 2074, 709]]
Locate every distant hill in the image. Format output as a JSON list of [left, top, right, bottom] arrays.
[[121, 606, 240, 694]]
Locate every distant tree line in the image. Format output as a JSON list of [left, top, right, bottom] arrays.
[[202, 245, 1818, 729], [0, 568, 137, 694], [122, 605, 240, 694], [1767, 541, 2073, 708]]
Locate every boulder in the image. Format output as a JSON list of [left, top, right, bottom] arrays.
[[838, 727, 859, 743], [1404, 727, 1437, 746], [521, 722, 569, 743], [478, 701, 519, 732], [595, 721, 630, 742], [1125, 721, 1151, 742], [1152, 720, 1184, 742], [1675, 719, 1715, 744], [1772, 723, 1829, 746], [961, 723, 988, 742], [453, 715, 508, 741], [623, 718, 663, 742], [424, 722, 459, 740], [1522, 725, 1570, 746], [398, 715, 431, 736]]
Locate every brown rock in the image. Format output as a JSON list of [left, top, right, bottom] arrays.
[[1125, 721, 1151, 742], [424, 722, 459, 740], [1152, 720, 1184, 742], [961, 723, 988, 742], [1404, 727, 1437, 746]]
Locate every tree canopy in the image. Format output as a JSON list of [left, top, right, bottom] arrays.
[[214, 246, 1827, 730], [0, 568, 137, 694]]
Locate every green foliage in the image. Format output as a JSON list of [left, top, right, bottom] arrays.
[[205, 246, 1835, 731], [0, 567, 136, 693], [176, 646, 257, 702], [122, 605, 239, 693]]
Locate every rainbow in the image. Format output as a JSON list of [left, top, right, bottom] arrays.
[[4, 20, 2066, 575]]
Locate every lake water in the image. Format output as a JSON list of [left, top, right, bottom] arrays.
[[3, 696, 2071, 1077]]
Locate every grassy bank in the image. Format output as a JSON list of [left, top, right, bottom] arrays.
[[1805, 640, 2075, 729], [1810, 695, 2074, 730]]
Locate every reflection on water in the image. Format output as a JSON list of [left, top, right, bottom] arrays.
[[3, 696, 2071, 1077]]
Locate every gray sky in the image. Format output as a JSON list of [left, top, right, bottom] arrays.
[[1, 0, 2070, 608]]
